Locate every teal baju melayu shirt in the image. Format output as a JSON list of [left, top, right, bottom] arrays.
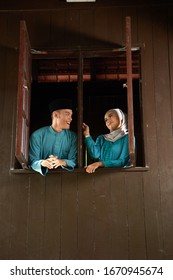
[[28, 126, 77, 175], [85, 134, 130, 168]]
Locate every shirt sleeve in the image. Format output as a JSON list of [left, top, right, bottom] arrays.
[[28, 133, 48, 176], [84, 136, 102, 159]]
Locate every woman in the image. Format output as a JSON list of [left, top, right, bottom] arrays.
[[83, 108, 132, 173]]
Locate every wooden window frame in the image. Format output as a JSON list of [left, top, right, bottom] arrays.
[[126, 16, 136, 166], [13, 18, 148, 172]]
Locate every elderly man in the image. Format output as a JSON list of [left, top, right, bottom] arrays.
[[28, 98, 77, 175]]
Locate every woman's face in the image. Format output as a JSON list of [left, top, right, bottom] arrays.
[[104, 110, 120, 131]]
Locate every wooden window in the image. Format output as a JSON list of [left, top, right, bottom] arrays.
[[14, 18, 146, 171], [15, 21, 31, 168]]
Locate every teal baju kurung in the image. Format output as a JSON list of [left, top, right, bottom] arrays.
[[85, 134, 130, 168], [29, 126, 77, 175]]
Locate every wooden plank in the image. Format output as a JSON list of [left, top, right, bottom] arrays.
[[168, 8, 173, 127], [1, 13, 20, 171], [27, 174, 45, 259], [42, 174, 62, 259], [152, 7, 173, 258], [6, 12, 21, 48], [90, 174, 112, 259], [138, 7, 164, 259], [23, 11, 51, 48], [93, 7, 109, 46], [0, 12, 8, 45], [64, 9, 80, 47], [0, 13, 8, 140], [4, 13, 22, 170], [109, 173, 129, 259], [51, 10, 66, 47], [78, 172, 128, 259], [61, 172, 78, 259], [106, 7, 123, 47], [164, 7, 173, 260], [143, 173, 164, 259], [77, 173, 96, 259], [153, 10, 172, 138], [8, 175, 30, 259], [125, 172, 147, 259], [0, 19, 11, 254], [0, 13, 23, 260], [0, 175, 12, 259], [79, 9, 95, 47]]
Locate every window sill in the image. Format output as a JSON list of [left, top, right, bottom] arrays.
[[10, 166, 149, 174]]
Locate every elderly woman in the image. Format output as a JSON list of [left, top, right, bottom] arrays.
[[83, 108, 132, 173]]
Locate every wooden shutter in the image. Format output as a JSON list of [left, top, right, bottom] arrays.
[[15, 21, 32, 168]]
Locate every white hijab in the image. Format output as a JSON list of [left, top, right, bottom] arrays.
[[103, 109, 128, 142]]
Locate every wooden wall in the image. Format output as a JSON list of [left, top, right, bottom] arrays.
[[0, 1, 173, 260]]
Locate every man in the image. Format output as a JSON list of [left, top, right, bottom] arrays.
[[28, 98, 77, 175]]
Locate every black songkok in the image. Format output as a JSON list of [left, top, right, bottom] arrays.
[[49, 98, 73, 113]]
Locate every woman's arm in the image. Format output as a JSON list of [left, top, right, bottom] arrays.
[[102, 136, 132, 167]]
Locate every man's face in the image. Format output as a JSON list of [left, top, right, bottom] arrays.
[[55, 109, 73, 130]]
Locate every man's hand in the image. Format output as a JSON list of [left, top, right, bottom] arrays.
[[41, 155, 67, 169]]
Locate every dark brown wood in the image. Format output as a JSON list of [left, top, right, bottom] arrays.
[[0, 0, 171, 11], [77, 173, 95, 259], [109, 173, 129, 259], [61, 173, 78, 259], [125, 172, 147, 259], [15, 20, 31, 168], [1, 3, 173, 261], [168, 9, 173, 131], [9, 175, 30, 259], [27, 174, 45, 259], [152, 7, 173, 259], [42, 175, 62, 259], [92, 174, 113, 259], [0, 13, 21, 260], [138, 7, 165, 259], [126, 16, 136, 166], [77, 50, 84, 168], [107, 6, 123, 46]]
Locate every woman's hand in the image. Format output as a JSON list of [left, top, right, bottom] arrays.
[[85, 162, 103, 173], [82, 123, 90, 138]]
